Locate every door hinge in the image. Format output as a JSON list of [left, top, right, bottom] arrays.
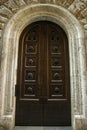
[[15, 84, 18, 96]]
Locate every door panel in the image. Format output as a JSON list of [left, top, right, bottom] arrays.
[[43, 23, 71, 125], [15, 21, 71, 126]]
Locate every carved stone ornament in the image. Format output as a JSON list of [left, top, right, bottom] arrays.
[[0, 0, 9, 5], [68, 0, 87, 26], [0, 0, 74, 7], [0, 0, 87, 35]]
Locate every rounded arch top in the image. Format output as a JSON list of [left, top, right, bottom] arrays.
[[2, 4, 85, 74], [3, 3, 84, 41], [21, 20, 68, 41]]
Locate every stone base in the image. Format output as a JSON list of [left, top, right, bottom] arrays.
[[0, 115, 13, 130], [0, 115, 87, 130], [0, 127, 4, 130], [75, 117, 87, 130]]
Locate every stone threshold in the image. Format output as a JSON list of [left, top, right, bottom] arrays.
[[14, 126, 73, 130]]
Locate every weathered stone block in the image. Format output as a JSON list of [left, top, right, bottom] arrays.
[[0, 126, 4, 130], [75, 118, 87, 130]]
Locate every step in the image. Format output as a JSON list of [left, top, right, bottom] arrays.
[[14, 126, 73, 130]]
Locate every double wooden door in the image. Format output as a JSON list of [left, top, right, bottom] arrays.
[[15, 21, 71, 126]]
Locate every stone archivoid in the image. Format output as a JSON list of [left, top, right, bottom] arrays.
[[0, 0, 9, 5], [0, 0, 79, 35], [0, 0, 87, 40], [0, 0, 74, 6]]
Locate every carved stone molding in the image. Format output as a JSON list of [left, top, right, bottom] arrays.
[[37, 0, 74, 7], [69, 0, 87, 26], [0, 0, 9, 5], [0, 0, 74, 7], [0, 0, 86, 21], [0, 0, 87, 38]]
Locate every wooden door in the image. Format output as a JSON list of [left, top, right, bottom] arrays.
[[15, 21, 71, 126]]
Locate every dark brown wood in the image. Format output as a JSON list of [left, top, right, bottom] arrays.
[[15, 21, 71, 126]]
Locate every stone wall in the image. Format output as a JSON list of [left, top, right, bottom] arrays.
[[0, 0, 87, 130]]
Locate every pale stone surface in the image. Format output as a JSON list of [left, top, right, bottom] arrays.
[[0, 127, 3, 130], [0, 30, 2, 38], [0, 1, 87, 130], [75, 117, 87, 130], [0, 15, 8, 23], [14, 126, 73, 130], [0, 5, 13, 18]]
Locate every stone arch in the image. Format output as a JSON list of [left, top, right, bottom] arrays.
[[0, 3, 86, 130]]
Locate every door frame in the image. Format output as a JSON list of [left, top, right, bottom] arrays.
[[0, 3, 86, 130]]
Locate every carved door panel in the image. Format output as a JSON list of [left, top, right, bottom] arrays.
[[15, 21, 71, 126]]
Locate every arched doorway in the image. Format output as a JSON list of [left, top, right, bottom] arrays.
[[0, 3, 86, 130], [15, 21, 71, 126]]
